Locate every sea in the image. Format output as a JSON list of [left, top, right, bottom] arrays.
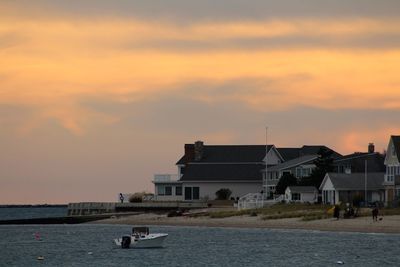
[[1, 207, 400, 266]]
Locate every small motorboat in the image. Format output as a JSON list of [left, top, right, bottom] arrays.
[[114, 227, 168, 249]]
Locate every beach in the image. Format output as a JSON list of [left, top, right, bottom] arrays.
[[93, 211, 400, 234]]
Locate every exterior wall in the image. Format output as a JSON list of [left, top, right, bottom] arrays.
[[182, 181, 263, 200], [264, 148, 282, 165], [384, 137, 400, 204], [385, 138, 399, 165], [154, 182, 184, 201], [301, 192, 318, 203], [321, 176, 337, 204], [284, 188, 317, 203]]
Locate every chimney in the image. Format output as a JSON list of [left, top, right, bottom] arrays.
[[184, 144, 195, 163], [194, 141, 204, 161], [368, 143, 375, 153]]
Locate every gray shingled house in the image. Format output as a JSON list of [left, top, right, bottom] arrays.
[[153, 141, 340, 202], [153, 141, 283, 201], [320, 172, 385, 205]]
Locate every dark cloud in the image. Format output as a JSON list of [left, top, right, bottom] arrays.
[[6, 0, 400, 22], [118, 33, 400, 52]]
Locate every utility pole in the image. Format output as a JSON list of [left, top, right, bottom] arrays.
[[264, 127, 268, 200], [365, 159, 368, 206]]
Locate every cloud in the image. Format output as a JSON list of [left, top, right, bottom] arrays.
[[1, 12, 400, 136]]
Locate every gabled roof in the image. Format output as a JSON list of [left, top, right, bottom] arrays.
[[176, 145, 273, 165], [180, 163, 264, 181], [277, 145, 341, 161], [334, 152, 372, 162], [391, 136, 400, 162], [320, 172, 385, 191], [333, 152, 385, 173], [287, 186, 318, 193], [268, 154, 319, 172]]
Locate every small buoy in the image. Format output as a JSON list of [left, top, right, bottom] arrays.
[[88, 252, 93, 255], [37, 256, 45, 261], [336, 261, 344, 265]]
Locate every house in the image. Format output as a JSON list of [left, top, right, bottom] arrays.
[[284, 186, 318, 203], [153, 141, 341, 202], [333, 143, 385, 174], [383, 135, 400, 204], [320, 172, 385, 205], [266, 154, 319, 193], [153, 141, 283, 201], [264, 146, 341, 196]]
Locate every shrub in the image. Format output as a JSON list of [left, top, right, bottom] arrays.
[[215, 188, 232, 200], [129, 195, 142, 203]]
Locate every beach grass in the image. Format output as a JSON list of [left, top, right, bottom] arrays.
[[209, 203, 330, 219]]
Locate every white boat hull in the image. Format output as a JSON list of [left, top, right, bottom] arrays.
[[114, 233, 168, 248]]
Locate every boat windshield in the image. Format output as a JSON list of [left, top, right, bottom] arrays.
[[132, 227, 149, 235]]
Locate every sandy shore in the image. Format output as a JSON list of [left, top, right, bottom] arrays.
[[92, 212, 400, 234]]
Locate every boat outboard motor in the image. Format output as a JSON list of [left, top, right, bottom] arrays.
[[121, 235, 131, 249]]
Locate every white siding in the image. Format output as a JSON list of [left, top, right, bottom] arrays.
[[385, 138, 399, 165], [182, 181, 262, 200]]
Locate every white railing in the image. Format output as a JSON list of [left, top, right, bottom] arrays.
[[237, 193, 284, 210], [153, 174, 179, 182]]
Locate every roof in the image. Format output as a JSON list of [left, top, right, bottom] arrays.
[[176, 145, 273, 164], [333, 152, 385, 173], [321, 172, 385, 191], [287, 186, 318, 193], [277, 145, 341, 161], [334, 152, 372, 162], [268, 154, 319, 172], [392, 136, 400, 161], [180, 163, 264, 181]]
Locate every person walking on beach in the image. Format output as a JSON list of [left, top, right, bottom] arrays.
[[333, 205, 340, 220], [372, 206, 379, 221]]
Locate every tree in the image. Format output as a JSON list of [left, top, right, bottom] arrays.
[[275, 173, 297, 195], [215, 188, 232, 200], [299, 148, 334, 188]]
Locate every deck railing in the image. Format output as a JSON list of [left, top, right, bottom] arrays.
[[237, 193, 284, 210]]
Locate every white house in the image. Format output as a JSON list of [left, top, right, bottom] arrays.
[[153, 141, 283, 201], [383, 135, 400, 204], [284, 186, 318, 203], [320, 172, 385, 205]]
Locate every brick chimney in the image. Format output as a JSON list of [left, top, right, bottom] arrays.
[[368, 143, 375, 153], [194, 141, 204, 161], [184, 144, 195, 163]]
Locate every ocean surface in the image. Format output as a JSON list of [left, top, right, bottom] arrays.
[[1, 224, 400, 267], [0, 207, 400, 266], [0, 207, 67, 221]]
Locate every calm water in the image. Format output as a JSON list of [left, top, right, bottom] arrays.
[[0, 224, 399, 267], [0, 207, 67, 220]]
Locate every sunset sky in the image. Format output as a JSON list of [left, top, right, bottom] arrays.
[[1, 0, 400, 204]]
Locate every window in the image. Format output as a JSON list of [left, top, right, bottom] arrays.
[[165, 186, 172, 196], [184, 187, 192, 200], [184, 187, 200, 200], [157, 185, 165, 195], [292, 193, 301, 201], [302, 168, 311, 177], [296, 168, 302, 178], [193, 187, 200, 200], [175, 186, 182, 196]]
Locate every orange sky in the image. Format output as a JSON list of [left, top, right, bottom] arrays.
[[1, 1, 400, 203]]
